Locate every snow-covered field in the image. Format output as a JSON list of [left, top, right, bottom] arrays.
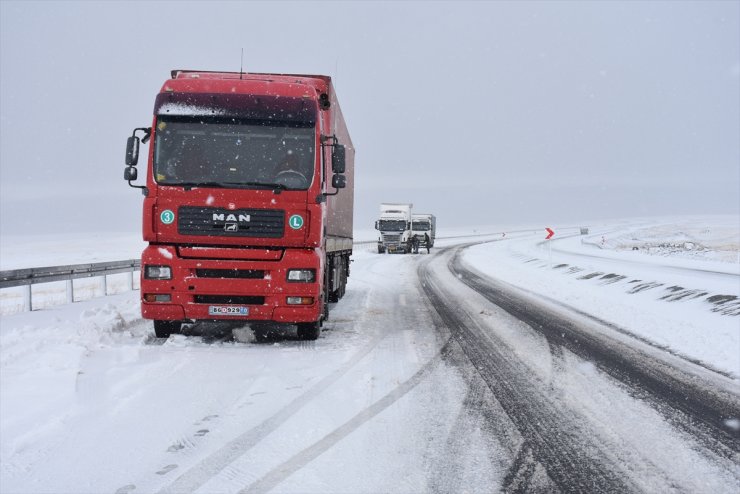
[[0, 216, 738, 493], [463, 216, 740, 377]]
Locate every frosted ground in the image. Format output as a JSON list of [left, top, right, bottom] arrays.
[[0, 215, 738, 493]]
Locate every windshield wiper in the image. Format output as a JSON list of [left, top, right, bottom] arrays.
[[242, 181, 288, 192], [179, 181, 288, 193]]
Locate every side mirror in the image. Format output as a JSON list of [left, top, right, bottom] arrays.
[[124, 166, 138, 181], [332, 145, 346, 174], [319, 93, 331, 110], [126, 136, 140, 166], [332, 174, 346, 189], [374, 221, 379, 230]]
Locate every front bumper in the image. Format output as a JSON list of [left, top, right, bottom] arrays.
[[140, 245, 322, 323]]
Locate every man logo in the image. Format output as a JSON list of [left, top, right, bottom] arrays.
[[213, 213, 251, 223], [224, 223, 238, 232]]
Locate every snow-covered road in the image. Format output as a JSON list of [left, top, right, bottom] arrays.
[[1, 217, 738, 493], [424, 241, 739, 492]]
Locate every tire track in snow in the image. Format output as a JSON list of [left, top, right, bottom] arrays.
[[450, 247, 740, 459], [419, 245, 636, 493], [155, 252, 413, 493], [238, 338, 452, 494], [427, 340, 519, 493], [155, 328, 387, 493]]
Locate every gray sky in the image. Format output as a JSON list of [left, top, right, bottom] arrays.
[[1, 0, 738, 236]]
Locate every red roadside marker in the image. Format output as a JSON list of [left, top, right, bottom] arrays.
[[545, 227, 555, 240]]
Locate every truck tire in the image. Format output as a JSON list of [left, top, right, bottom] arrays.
[[252, 327, 273, 342], [297, 321, 321, 340], [328, 288, 339, 303], [154, 320, 181, 338]]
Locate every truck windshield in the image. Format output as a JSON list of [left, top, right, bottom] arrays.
[[413, 221, 431, 231], [378, 220, 407, 232], [153, 116, 315, 190]]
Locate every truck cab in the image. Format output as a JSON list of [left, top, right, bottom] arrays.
[[124, 70, 354, 340], [375, 203, 412, 253], [411, 213, 436, 249]]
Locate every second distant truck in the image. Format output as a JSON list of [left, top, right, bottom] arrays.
[[411, 213, 436, 251]]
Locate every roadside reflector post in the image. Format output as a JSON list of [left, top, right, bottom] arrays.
[[545, 227, 555, 267], [102, 275, 107, 296], [24, 284, 32, 311], [66, 280, 74, 304], [127, 271, 134, 291]]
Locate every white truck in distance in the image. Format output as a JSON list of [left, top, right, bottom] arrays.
[[375, 203, 413, 253], [411, 213, 436, 250]]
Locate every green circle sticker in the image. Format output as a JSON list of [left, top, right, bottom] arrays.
[[288, 214, 304, 229], [160, 209, 175, 225]]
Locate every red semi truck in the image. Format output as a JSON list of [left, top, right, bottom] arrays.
[[123, 70, 354, 340]]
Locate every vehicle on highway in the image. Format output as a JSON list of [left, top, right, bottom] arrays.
[[123, 70, 354, 340], [375, 202, 413, 253], [411, 213, 436, 252]]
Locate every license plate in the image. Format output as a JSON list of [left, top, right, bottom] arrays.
[[208, 306, 249, 316]]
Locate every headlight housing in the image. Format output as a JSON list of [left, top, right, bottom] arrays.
[[145, 265, 172, 280], [286, 269, 315, 282], [144, 294, 172, 302]]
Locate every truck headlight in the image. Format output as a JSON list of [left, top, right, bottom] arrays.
[[145, 265, 172, 280], [287, 269, 315, 282], [144, 294, 172, 302]]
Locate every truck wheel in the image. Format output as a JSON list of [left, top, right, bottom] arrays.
[[297, 322, 321, 340], [322, 282, 330, 320], [154, 320, 181, 338], [252, 327, 272, 342]]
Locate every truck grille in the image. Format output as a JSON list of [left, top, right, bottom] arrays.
[[178, 207, 284, 238], [194, 295, 265, 305], [381, 233, 402, 245]]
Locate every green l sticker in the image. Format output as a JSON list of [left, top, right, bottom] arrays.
[[288, 214, 304, 229]]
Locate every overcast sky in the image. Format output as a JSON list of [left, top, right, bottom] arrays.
[[1, 0, 738, 237]]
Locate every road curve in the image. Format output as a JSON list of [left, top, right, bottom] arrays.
[[418, 242, 740, 493]]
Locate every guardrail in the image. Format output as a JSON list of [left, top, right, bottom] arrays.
[[0, 260, 141, 311], [0, 232, 527, 313]]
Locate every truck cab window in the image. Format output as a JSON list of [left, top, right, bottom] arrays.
[[377, 220, 407, 232], [153, 116, 315, 190]]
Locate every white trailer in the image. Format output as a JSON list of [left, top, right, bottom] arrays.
[[411, 213, 436, 250], [375, 203, 413, 253]]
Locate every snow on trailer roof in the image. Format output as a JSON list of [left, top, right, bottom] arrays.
[[153, 91, 317, 122], [170, 69, 332, 86], [160, 71, 334, 110]]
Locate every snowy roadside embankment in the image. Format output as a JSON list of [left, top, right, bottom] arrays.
[[462, 216, 740, 378], [0, 293, 147, 467], [578, 216, 740, 265]]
